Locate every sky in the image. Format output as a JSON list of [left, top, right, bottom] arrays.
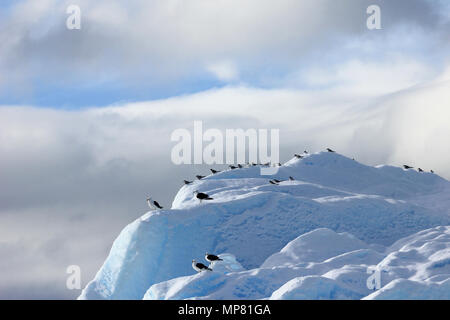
[[0, 0, 449, 299]]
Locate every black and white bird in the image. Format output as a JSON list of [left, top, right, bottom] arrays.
[[210, 169, 220, 174], [326, 148, 335, 153], [304, 150, 308, 154], [184, 180, 193, 185], [262, 162, 270, 166], [431, 170, 435, 174], [205, 253, 223, 262], [193, 190, 213, 201], [269, 180, 279, 185], [289, 176, 295, 181], [272, 179, 282, 183], [146, 197, 163, 210], [229, 165, 237, 170], [403, 165, 414, 169], [238, 164, 243, 169], [418, 168, 424, 172], [196, 175, 205, 180], [192, 260, 212, 272], [294, 154, 303, 159]]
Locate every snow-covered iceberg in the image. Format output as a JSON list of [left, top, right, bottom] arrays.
[[79, 152, 450, 300]]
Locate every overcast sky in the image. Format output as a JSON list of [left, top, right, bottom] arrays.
[[0, 0, 449, 299]]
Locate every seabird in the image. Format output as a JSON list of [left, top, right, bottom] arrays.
[[238, 164, 243, 169], [205, 253, 223, 262], [403, 165, 414, 170], [272, 179, 282, 183], [196, 175, 205, 180], [304, 150, 308, 154], [289, 176, 295, 181], [269, 180, 279, 185], [146, 197, 163, 210], [184, 180, 193, 185], [431, 170, 435, 174], [418, 168, 424, 172], [251, 162, 257, 166], [262, 162, 270, 166], [192, 260, 212, 272], [294, 154, 303, 159], [193, 190, 213, 201], [210, 169, 220, 174], [326, 148, 336, 153], [229, 165, 237, 170]]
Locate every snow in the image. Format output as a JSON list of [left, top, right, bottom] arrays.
[[79, 152, 450, 300]]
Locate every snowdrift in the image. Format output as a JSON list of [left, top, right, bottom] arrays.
[[143, 226, 450, 300], [79, 152, 450, 300]]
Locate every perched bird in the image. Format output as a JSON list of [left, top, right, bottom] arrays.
[[193, 190, 213, 201], [229, 165, 237, 170], [294, 154, 303, 159], [196, 175, 205, 180], [269, 180, 279, 185], [403, 165, 414, 170], [304, 150, 308, 154], [210, 169, 220, 174], [184, 180, 193, 185], [205, 253, 223, 262], [431, 170, 435, 174], [289, 176, 295, 181], [251, 162, 257, 166], [272, 179, 282, 183], [326, 148, 336, 153], [192, 260, 212, 272], [262, 162, 270, 166], [238, 164, 243, 169], [418, 168, 424, 172], [146, 197, 163, 210]]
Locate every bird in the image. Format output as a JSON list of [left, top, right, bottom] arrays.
[[251, 162, 257, 166], [184, 180, 193, 185], [294, 154, 303, 159], [196, 175, 205, 180], [146, 197, 163, 210], [205, 253, 223, 262], [326, 148, 335, 153], [192, 260, 212, 272], [304, 150, 308, 154], [272, 179, 282, 183], [229, 165, 237, 170], [262, 162, 270, 166], [418, 168, 424, 172], [269, 180, 279, 185], [431, 170, 435, 174], [210, 169, 220, 174], [289, 176, 295, 181], [403, 165, 414, 169], [238, 164, 243, 169], [193, 190, 213, 201]]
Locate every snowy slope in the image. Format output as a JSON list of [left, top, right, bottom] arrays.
[[79, 152, 450, 300], [143, 226, 450, 300]]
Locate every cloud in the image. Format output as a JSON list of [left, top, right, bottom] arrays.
[[0, 0, 448, 102], [206, 60, 239, 82]]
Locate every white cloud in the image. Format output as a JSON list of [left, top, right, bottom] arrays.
[[206, 60, 239, 82]]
